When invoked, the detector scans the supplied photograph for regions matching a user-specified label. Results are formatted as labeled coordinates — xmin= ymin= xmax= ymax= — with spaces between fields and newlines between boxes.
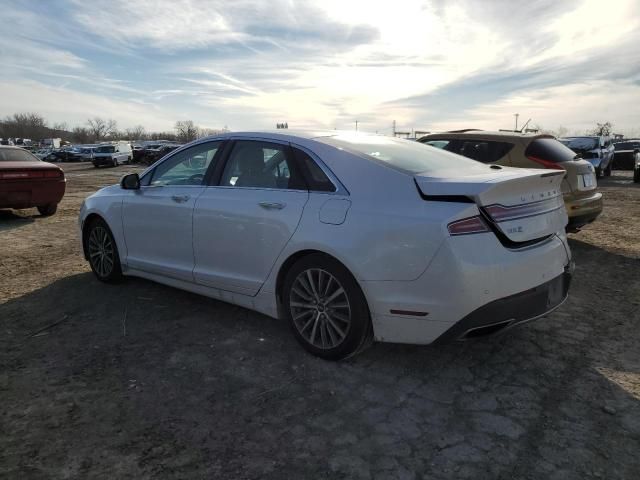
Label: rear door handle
xmin=171 ymin=194 xmax=190 ymax=203
xmin=259 ymin=201 xmax=285 ymax=210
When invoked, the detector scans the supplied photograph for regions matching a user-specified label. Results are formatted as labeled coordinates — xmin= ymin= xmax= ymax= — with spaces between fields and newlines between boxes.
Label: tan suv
xmin=418 ymin=131 xmax=603 ymax=231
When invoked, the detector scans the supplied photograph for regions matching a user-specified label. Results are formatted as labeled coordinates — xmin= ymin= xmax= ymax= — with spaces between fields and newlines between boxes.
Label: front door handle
xmin=259 ymin=201 xmax=285 ymax=210
xmin=171 ymin=194 xmax=190 ymax=203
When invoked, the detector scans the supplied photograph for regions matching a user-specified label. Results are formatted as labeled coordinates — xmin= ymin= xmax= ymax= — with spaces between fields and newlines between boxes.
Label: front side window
xmin=150 ymin=141 xmax=221 ymax=186
xmin=221 ymin=141 xmax=306 ymax=189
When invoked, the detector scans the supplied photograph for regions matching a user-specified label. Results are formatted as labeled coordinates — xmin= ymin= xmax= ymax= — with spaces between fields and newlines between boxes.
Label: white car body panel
xmin=193 ymin=187 xmax=309 ymax=295
xmin=122 ymin=185 xmax=204 ymax=282
xmin=79 ymin=131 xmax=572 ymax=348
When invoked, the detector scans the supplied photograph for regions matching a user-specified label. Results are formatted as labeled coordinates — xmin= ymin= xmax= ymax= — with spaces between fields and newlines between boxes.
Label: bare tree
xmin=591 ymin=122 xmax=613 ymax=136
xmin=124 ymin=125 xmax=146 ymax=141
xmin=87 ymin=117 xmax=117 ymax=141
xmin=2 ymin=112 xmax=48 ymax=140
xmin=175 ymin=120 xmax=199 ymax=143
xmin=72 ymin=127 xmax=92 ymax=144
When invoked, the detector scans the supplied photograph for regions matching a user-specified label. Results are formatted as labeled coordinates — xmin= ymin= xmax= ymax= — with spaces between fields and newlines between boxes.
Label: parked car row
xmin=133 ymin=142 xmax=183 ymax=164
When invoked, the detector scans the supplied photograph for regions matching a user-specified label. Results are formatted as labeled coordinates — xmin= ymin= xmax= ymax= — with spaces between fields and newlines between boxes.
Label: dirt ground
xmin=1 ymin=163 xmax=639 ymax=479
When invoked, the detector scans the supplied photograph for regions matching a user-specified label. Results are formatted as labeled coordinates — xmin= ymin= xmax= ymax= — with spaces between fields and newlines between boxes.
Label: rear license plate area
xmin=581 ymin=173 xmax=596 ymax=188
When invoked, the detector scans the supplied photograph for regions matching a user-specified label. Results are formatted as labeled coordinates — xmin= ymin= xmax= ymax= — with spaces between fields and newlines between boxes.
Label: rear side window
xmin=526 ymin=138 xmax=577 ymax=163
xmin=456 ymin=140 xmax=513 ymax=163
xmin=292 ymin=147 xmax=335 ymax=192
xmin=423 ymin=140 xmax=451 ymax=150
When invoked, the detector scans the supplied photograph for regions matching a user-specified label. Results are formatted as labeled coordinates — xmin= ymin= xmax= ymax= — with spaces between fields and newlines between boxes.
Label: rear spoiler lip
xmin=414 ymin=179 xmax=474 ymax=203
xmin=540 ymin=170 xmax=565 ymax=177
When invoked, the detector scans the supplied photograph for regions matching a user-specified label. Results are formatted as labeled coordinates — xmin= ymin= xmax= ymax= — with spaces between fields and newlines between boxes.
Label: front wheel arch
xmin=82 ymin=213 xmax=108 ymax=260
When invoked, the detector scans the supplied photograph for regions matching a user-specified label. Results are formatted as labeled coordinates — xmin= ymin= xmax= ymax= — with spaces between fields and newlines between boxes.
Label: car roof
xmin=199 ymin=129 xmax=354 ymax=143
xmin=419 ymin=131 xmax=554 ymax=141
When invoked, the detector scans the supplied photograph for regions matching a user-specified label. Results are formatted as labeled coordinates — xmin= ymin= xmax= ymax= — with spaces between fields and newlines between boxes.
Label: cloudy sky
xmin=1 ymin=0 xmax=639 ymax=135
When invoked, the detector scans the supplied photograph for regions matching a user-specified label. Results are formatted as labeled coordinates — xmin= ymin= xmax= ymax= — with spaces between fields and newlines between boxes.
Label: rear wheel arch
xmin=275 ymin=250 xmax=368 ymax=313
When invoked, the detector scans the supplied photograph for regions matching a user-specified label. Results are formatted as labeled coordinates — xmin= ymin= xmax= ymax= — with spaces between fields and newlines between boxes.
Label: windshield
xmin=96 ymin=145 xmax=115 ymax=153
xmin=317 ymin=134 xmax=487 ymax=174
xmin=0 ymin=148 xmax=39 ymax=162
xmin=561 ymin=137 xmax=599 ymax=150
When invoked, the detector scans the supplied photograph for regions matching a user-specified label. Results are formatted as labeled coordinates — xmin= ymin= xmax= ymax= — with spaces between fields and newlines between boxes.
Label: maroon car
xmin=0 ymin=146 xmax=66 ymax=216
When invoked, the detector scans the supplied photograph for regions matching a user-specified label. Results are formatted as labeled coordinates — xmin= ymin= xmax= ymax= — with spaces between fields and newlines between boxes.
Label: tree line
xmin=0 ymin=112 xmax=228 ymax=145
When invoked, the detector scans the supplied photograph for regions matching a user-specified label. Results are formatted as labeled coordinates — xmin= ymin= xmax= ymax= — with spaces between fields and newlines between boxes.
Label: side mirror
xmin=121 ymin=173 xmax=140 ymax=190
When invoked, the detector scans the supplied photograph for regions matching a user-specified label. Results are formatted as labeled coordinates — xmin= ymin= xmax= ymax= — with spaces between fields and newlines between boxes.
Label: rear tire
xmin=283 ymin=254 xmax=372 ymax=360
xmin=634 ymin=168 xmax=640 ymax=183
xmin=113 ymin=158 xmax=118 ymax=167
xmin=595 ymin=167 xmax=602 ymax=179
xmin=605 ymin=162 xmax=612 ymax=177
xmin=37 ymin=203 xmax=57 ymax=216
xmin=85 ymin=218 xmax=123 ymax=283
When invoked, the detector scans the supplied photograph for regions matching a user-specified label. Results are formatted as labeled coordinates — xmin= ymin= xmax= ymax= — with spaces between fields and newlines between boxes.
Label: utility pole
xmin=355 ymin=120 xmax=358 ymax=131
xmin=393 ymin=120 xmax=396 ymax=137
xmin=514 ymin=113 xmax=519 ymax=131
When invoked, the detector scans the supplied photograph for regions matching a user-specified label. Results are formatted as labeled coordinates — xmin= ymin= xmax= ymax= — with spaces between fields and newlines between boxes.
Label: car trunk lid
xmin=415 ymin=167 xmax=567 ymax=243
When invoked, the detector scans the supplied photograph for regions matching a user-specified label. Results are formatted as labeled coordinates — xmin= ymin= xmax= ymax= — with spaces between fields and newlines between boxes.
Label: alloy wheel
xmin=289 ymin=268 xmax=351 ymax=350
xmin=88 ymin=226 xmax=115 ymax=278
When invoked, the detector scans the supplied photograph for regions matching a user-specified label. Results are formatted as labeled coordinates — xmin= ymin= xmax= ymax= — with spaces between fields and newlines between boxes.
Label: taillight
xmin=0 ymin=169 xmax=63 ymax=179
xmin=527 ymin=155 xmax=565 ymax=170
xmin=44 ymin=169 xmax=63 ymax=178
xmin=447 ymin=216 xmax=489 ymax=236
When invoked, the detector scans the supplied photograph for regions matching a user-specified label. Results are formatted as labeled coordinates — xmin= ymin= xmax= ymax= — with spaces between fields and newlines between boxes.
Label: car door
xmin=193 ymin=139 xmax=309 ymax=296
xmin=122 ymin=141 xmax=223 ymax=282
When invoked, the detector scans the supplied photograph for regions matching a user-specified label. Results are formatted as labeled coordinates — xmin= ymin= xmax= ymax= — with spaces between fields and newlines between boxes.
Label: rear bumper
xmin=363 ymin=232 xmax=571 ymax=345
xmin=565 ymin=191 xmax=603 ymax=229
xmin=433 ymin=268 xmax=572 ymax=343
xmin=0 ymin=179 xmax=66 ymax=209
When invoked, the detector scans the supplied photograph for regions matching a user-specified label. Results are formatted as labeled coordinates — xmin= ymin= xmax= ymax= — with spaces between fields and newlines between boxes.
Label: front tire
xmin=283 ymin=254 xmax=372 ymax=360
xmin=113 ymin=158 xmax=118 ymax=167
xmin=595 ymin=166 xmax=602 ymax=179
xmin=85 ymin=218 xmax=123 ymax=283
xmin=37 ymin=203 xmax=57 ymax=216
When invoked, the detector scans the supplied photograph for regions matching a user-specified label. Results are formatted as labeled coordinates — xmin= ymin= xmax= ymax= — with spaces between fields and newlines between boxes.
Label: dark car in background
xmin=44 ymin=149 xmax=82 ymax=163
xmin=143 ymin=144 xmax=181 ymax=164
xmin=0 ymin=146 xmax=66 ymax=216
xmin=613 ymin=139 xmax=640 ymax=172
xmin=559 ymin=136 xmax=615 ymax=178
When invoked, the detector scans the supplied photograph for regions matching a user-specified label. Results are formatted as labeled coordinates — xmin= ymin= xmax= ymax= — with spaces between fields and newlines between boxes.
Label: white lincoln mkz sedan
xmin=80 ymin=131 xmax=573 ymax=360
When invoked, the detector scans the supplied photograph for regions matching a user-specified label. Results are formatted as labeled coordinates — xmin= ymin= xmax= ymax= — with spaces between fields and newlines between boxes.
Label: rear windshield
xmin=317 ymin=134 xmax=487 ymax=174
xmin=560 ymin=137 xmax=599 ymax=151
xmin=0 ymin=148 xmax=38 ymax=162
xmin=525 ymin=138 xmax=577 ymax=163
xmin=96 ymin=145 xmax=115 ymax=153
